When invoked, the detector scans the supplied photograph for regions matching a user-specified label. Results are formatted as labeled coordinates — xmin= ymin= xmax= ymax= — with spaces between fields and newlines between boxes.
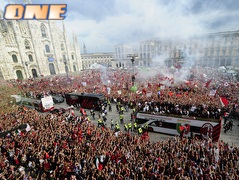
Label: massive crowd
xmin=0 ymin=67 xmax=238 ymax=179
xmin=0 ymin=107 xmax=239 ymax=179
xmin=11 ymin=67 xmax=239 ymax=119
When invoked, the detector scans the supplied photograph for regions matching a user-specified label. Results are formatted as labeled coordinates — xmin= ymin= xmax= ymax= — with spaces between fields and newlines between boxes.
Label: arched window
xmin=28 ymin=54 xmax=33 ymax=62
xmin=65 ymin=65 xmax=68 ymax=73
xmin=25 ymin=40 xmax=30 ymax=49
xmin=12 ymin=54 xmax=18 ymax=63
xmin=61 ymin=44 xmax=64 ymax=51
xmin=73 ymin=65 xmax=77 ymax=72
xmin=226 ymin=58 xmax=232 ymax=66
xmin=214 ymin=59 xmax=219 ymax=67
xmin=31 ymin=69 xmax=38 ymax=78
xmin=71 ymin=54 xmax=74 ymax=60
xmin=41 ymin=24 xmax=47 ymax=37
xmin=63 ymin=54 xmax=66 ymax=61
xmin=220 ymin=59 xmax=226 ymax=66
xmin=16 ymin=70 xmax=23 ymax=80
xmin=49 ymin=63 xmax=56 ymax=75
xmin=45 ymin=45 xmax=50 ymax=53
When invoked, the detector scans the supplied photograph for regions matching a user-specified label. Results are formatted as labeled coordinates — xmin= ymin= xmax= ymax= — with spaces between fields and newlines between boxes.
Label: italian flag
xmin=15 ymin=129 xmax=22 ymax=136
xmin=95 ymin=157 xmax=103 ymax=170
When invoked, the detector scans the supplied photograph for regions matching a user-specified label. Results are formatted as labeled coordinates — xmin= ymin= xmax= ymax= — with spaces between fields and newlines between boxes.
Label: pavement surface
xmin=54 ymin=102 xmax=239 ymax=146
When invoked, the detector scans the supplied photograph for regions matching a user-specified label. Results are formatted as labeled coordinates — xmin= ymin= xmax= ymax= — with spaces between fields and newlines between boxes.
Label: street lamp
xmin=127 ymin=54 xmax=138 ymax=86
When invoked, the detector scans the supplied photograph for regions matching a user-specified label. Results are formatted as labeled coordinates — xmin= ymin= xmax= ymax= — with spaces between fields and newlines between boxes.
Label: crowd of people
xmin=10 ymin=67 xmax=239 ymax=120
xmin=0 ymin=106 xmax=239 ymax=179
xmin=0 ymin=66 xmax=238 ymax=179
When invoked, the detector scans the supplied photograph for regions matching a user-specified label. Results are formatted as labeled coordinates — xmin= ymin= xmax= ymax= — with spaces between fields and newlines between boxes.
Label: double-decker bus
xmin=65 ymin=92 xmax=105 ymax=111
xmin=136 ymin=112 xmax=222 ymax=142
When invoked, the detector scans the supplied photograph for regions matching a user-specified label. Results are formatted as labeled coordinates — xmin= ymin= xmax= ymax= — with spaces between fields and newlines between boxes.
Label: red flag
xmin=220 ymin=97 xmax=229 ymax=107
xmin=204 ymin=79 xmax=212 ymax=88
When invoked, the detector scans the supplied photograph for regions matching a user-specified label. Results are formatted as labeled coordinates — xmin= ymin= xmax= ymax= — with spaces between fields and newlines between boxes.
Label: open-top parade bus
xmin=136 ymin=112 xmax=222 ymax=142
xmin=65 ymin=92 xmax=106 ymax=111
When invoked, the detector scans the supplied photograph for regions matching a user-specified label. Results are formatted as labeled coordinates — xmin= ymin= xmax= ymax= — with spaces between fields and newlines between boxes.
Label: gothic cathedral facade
xmin=0 ymin=12 xmax=82 ymax=80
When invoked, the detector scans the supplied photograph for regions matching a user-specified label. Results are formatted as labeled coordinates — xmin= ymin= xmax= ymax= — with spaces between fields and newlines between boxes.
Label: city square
xmin=0 ymin=0 xmax=239 ymax=179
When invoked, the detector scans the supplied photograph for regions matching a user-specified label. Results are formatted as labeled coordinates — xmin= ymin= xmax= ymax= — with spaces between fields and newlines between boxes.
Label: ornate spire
xmin=72 ymin=31 xmax=75 ymax=43
xmin=83 ymin=43 xmax=87 ymax=54
xmin=74 ymin=33 xmax=78 ymax=44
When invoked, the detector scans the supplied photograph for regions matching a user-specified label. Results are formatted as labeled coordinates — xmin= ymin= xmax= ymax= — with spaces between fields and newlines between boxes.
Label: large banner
xmin=41 ymin=96 xmax=54 ymax=110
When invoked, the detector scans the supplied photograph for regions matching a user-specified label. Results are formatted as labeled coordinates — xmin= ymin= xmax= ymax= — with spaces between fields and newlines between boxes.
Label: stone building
xmin=113 ymin=44 xmax=136 ymax=68
xmin=114 ymin=31 xmax=239 ymax=72
xmin=0 ymin=11 xmax=82 ymax=80
xmin=81 ymin=52 xmax=113 ymax=69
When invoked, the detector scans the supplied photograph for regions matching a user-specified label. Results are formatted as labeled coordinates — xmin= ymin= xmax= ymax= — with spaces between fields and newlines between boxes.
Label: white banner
xmin=82 ymin=82 xmax=87 ymax=86
xmin=41 ymin=96 xmax=54 ymax=110
xmin=209 ymin=90 xmax=217 ymax=96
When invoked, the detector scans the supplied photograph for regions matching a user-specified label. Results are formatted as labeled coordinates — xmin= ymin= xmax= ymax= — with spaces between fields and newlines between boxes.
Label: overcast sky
xmin=1 ymin=0 xmax=239 ymax=53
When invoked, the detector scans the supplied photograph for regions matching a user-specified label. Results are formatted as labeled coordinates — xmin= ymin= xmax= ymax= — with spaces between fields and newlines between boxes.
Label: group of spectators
xmin=10 ymin=67 xmax=239 ymax=120
xmin=0 ymin=66 xmax=238 ymax=179
xmin=0 ymin=107 xmax=239 ymax=179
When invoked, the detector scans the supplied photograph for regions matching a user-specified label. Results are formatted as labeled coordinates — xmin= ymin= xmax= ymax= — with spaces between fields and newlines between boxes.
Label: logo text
xmin=4 ymin=4 xmax=67 ymax=20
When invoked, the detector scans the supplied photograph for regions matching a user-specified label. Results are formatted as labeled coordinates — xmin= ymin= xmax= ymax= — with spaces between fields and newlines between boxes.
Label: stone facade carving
xmin=0 ymin=13 xmax=82 ymax=80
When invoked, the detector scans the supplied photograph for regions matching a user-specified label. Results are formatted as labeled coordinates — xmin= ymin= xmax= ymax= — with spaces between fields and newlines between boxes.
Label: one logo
xmin=201 ymin=123 xmax=213 ymax=139
xmin=4 ymin=4 xmax=67 ymax=20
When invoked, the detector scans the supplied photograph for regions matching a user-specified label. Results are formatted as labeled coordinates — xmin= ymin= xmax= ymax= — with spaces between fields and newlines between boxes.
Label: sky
xmin=1 ymin=0 xmax=239 ymax=53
